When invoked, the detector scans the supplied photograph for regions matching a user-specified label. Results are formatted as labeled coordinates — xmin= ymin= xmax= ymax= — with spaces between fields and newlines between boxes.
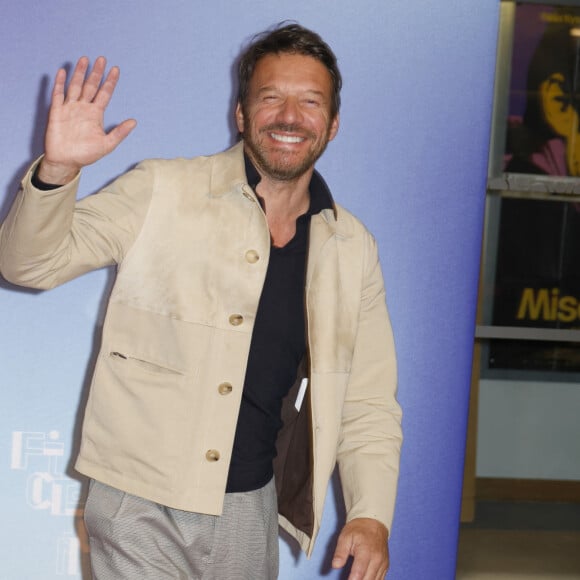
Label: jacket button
xmin=229 ymin=314 xmax=244 ymax=326
xmin=218 ymin=382 xmax=233 ymax=395
xmin=205 ymin=449 xmax=220 ymax=462
xmin=245 ymin=250 xmax=259 ymax=264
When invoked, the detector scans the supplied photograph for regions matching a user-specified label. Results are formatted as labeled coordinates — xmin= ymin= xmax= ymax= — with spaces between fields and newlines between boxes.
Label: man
xmin=0 ymin=23 xmax=401 ymax=580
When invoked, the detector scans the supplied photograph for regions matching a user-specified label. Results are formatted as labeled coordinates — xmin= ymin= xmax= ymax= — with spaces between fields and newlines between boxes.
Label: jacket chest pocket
xmin=109 ymin=351 xmax=185 ymax=376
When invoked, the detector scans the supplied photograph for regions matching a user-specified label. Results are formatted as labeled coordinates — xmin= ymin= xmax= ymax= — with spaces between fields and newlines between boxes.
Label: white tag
xmin=295 ymin=378 xmax=309 ymax=411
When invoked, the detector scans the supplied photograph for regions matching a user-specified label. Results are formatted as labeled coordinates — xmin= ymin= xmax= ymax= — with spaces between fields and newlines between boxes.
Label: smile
xmin=270 ymin=133 xmax=305 ymax=144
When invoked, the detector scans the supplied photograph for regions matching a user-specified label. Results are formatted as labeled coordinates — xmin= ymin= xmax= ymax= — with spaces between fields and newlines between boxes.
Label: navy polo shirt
xmin=225 ymin=154 xmax=333 ymax=493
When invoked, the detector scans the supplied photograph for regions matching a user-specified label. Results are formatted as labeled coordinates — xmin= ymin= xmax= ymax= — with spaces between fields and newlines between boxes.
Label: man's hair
xmin=237 ymin=22 xmax=342 ymax=118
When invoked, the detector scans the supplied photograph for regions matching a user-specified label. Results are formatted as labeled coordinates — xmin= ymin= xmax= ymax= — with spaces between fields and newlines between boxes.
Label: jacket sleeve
xmin=0 ymin=158 xmax=154 ymax=289
xmin=336 ymin=231 xmax=402 ymax=533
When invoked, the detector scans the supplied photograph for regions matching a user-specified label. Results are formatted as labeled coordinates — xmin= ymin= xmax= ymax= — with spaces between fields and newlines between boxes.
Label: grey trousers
xmin=84 ymin=478 xmax=279 ymax=580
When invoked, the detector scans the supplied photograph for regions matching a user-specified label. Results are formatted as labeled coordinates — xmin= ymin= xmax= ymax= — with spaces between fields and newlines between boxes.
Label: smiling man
xmin=0 ymin=23 xmax=402 ymax=580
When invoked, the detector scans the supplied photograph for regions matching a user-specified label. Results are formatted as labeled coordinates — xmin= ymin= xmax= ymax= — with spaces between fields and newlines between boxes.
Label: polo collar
xmin=243 ymin=151 xmax=335 ymax=218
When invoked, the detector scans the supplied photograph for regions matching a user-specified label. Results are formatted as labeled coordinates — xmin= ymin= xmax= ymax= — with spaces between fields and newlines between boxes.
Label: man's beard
xmin=244 ymin=122 xmax=331 ymax=181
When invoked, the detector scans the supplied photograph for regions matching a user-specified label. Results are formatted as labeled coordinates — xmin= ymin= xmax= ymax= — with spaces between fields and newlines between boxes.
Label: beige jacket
xmin=0 ymin=142 xmax=402 ymax=555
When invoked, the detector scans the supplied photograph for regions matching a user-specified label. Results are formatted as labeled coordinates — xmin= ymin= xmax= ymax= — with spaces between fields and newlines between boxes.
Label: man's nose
xmin=276 ymin=97 xmax=302 ymax=124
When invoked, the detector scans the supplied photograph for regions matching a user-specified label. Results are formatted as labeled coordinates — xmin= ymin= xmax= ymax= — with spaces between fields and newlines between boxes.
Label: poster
xmin=490 ymin=2 xmax=580 ymax=373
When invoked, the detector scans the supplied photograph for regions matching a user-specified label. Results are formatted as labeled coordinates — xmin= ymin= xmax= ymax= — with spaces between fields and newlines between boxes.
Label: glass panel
xmin=488 ymin=1 xmax=580 ymax=195
xmin=483 ymin=1 xmax=580 ymax=380
xmin=488 ymin=197 xmax=580 ymax=372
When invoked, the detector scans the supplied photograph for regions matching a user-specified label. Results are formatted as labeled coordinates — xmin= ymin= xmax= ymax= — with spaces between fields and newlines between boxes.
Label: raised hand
xmin=38 ymin=56 xmax=137 ymax=185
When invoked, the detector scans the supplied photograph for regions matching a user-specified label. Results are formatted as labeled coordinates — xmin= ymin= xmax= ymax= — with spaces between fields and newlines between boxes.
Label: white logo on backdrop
xmin=11 ymin=431 xmax=88 ymax=576
xmin=11 ymin=430 xmax=82 ymax=516
xmin=57 ymin=533 xmax=82 ymax=576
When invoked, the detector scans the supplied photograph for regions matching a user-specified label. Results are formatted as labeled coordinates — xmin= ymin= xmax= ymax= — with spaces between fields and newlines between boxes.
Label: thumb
xmin=105 ymin=118 xmax=137 ymax=153
xmin=332 ymin=531 xmax=353 ymax=569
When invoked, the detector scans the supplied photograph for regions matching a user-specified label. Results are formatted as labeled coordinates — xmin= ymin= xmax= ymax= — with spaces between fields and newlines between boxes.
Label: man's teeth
xmin=270 ymin=133 xmax=304 ymax=143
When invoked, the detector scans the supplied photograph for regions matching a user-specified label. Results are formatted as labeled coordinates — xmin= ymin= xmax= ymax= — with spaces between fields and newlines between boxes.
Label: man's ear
xmin=328 ymin=114 xmax=340 ymax=142
xmin=235 ymin=102 xmax=245 ymax=134
xmin=541 ymin=73 xmax=578 ymax=138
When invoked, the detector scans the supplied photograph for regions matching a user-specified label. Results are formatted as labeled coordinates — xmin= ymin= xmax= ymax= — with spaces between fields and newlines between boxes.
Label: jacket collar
xmin=208 ymin=141 xmax=351 ymax=237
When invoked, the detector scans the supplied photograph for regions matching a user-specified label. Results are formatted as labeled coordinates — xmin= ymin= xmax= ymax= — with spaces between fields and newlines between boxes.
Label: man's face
xmin=236 ymin=53 xmax=339 ymax=182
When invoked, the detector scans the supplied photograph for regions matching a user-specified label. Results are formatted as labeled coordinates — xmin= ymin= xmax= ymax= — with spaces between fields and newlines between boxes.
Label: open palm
xmin=39 ymin=56 xmax=136 ymax=184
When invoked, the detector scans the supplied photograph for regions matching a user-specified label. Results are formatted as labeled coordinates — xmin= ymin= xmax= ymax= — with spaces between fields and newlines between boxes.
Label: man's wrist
xmin=31 ymin=165 xmax=65 ymax=190
xmin=36 ymin=159 xmax=79 ymax=187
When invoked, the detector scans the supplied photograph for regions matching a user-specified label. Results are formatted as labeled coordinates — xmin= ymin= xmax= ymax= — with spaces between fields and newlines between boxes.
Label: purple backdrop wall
xmin=0 ymin=1 xmax=499 ymax=578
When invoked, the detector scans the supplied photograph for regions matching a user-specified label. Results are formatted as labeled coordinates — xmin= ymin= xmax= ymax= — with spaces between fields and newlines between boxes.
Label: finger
xmin=349 ymin=555 xmax=387 ymax=580
xmin=93 ymin=65 xmax=121 ymax=109
xmin=367 ymin=555 xmax=388 ymax=580
xmin=80 ymin=56 xmax=107 ymax=102
xmin=346 ymin=549 xmax=371 ymax=580
xmin=65 ymin=57 xmax=90 ymax=102
xmin=347 ymin=542 xmax=387 ymax=580
xmin=50 ymin=68 xmax=68 ymax=107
